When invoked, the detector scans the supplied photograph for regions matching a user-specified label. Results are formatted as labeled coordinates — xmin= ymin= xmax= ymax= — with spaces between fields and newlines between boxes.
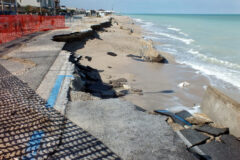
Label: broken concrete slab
xmin=155 ymin=110 xmax=192 ymax=126
xmin=220 ymin=135 xmax=240 ymax=148
xmin=195 ymin=125 xmax=229 ymax=136
xmin=192 ymin=140 xmax=240 ymax=160
xmin=67 ymin=99 xmax=197 ymax=160
xmin=176 ymin=110 xmax=192 ymax=119
xmin=180 ymin=129 xmax=210 ymax=148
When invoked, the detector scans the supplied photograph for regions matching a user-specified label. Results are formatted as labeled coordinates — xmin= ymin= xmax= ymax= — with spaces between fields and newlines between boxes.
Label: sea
xmin=127 ymin=14 xmax=240 ymax=98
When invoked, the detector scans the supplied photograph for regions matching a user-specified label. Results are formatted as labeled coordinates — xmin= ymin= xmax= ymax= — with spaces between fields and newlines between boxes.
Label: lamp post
xmin=14 ymin=0 xmax=17 ymax=14
xmin=1 ymin=0 xmax=4 ymax=13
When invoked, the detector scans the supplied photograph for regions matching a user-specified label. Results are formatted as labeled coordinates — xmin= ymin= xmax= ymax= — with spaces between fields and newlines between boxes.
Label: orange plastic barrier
xmin=0 ymin=15 xmax=66 ymax=44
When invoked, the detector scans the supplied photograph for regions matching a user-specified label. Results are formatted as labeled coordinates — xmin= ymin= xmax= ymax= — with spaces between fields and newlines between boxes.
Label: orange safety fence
xmin=0 ymin=15 xmax=66 ymax=44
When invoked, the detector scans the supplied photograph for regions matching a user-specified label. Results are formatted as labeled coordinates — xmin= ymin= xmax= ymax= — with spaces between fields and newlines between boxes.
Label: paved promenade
xmin=0 ymin=64 xmax=120 ymax=159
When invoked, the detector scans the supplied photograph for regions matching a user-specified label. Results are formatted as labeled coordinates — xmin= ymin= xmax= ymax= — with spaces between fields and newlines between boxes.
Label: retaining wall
xmin=201 ymin=86 xmax=240 ymax=137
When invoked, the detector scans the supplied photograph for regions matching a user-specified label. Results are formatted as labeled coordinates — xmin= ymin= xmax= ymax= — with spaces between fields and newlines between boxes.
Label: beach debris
xmin=107 ymin=66 xmax=112 ymax=69
xmin=126 ymin=54 xmax=142 ymax=59
xmin=131 ymin=88 xmax=143 ymax=95
xmin=120 ymin=26 xmax=123 ymax=29
xmin=155 ymin=110 xmax=192 ymax=126
xmin=107 ymin=52 xmax=117 ymax=57
xmin=179 ymin=129 xmax=210 ymax=148
xmin=85 ymin=56 xmax=92 ymax=62
xmin=178 ymin=81 xmax=190 ymax=88
xmin=195 ymin=125 xmax=229 ymax=136
xmin=109 ymin=78 xmax=128 ymax=88
xmin=186 ymin=113 xmax=213 ymax=125
xmin=123 ymin=84 xmax=131 ymax=90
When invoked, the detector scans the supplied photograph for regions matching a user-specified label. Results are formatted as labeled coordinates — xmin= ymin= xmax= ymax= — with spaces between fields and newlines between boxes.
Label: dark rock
xmin=108 ymin=66 xmax=112 ymax=69
xmin=85 ymin=56 xmax=92 ymax=62
xmin=71 ymin=75 xmax=85 ymax=91
xmin=100 ymin=90 xmax=116 ymax=98
xmin=86 ymin=71 xmax=101 ymax=81
xmin=145 ymin=54 xmax=168 ymax=63
xmin=195 ymin=125 xmax=229 ymax=136
xmin=180 ymin=129 xmax=210 ymax=148
xmin=175 ymin=110 xmax=192 ymax=119
xmin=86 ymin=82 xmax=112 ymax=94
xmin=107 ymin=52 xmax=117 ymax=57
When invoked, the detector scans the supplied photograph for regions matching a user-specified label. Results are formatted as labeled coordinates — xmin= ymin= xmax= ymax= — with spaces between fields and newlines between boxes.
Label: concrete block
xmin=195 ymin=125 xmax=229 ymax=136
xmin=193 ymin=140 xmax=240 ymax=160
xmin=180 ymin=129 xmax=209 ymax=148
xmin=201 ymin=86 xmax=240 ymax=137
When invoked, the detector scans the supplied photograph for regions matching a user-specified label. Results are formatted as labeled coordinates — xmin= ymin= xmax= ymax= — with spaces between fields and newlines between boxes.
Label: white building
xmin=17 ymin=0 xmax=55 ymax=8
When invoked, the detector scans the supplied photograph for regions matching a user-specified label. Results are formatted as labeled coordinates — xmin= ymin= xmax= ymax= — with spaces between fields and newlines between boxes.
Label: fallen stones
xmin=109 ymin=78 xmax=127 ymax=88
xmin=107 ymin=52 xmax=117 ymax=57
xmin=186 ymin=113 xmax=213 ymax=125
xmin=180 ymin=129 xmax=210 ymax=148
xmin=130 ymin=88 xmax=143 ymax=95
xmin=195 ymin=125 xmax=229 ymax=136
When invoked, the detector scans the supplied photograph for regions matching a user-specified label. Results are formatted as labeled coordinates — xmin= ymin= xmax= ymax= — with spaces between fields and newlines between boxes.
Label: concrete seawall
xmin=201 ymin=86 xmax=240 ymax=137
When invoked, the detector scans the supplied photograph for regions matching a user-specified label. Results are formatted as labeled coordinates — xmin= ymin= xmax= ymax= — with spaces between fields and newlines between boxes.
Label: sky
xmin=61 ymin=0 xmax=240 ymax=14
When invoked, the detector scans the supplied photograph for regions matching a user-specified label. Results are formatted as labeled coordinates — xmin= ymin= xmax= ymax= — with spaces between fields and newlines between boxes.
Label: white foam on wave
xmin=181 ymin=59 xmax=240 ymax=89
xmin=154 ymin=32 xmax=194 ymax=45
xmin=188 ymin=49 xmax=240 ymax=70
xmin=168 ymin=27 xmax=181 ymax=32
xmin=134 ymin=18 xmax=143 ymax=23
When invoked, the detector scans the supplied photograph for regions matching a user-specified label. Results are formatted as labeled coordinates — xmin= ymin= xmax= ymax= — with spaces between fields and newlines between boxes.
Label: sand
xmin=72 ymin=15 xmax=210 ymax=112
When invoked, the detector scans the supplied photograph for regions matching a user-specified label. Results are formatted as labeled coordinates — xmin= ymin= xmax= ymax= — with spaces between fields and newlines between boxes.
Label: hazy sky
xmin=61 ymin=0 xmax=240 ymax=14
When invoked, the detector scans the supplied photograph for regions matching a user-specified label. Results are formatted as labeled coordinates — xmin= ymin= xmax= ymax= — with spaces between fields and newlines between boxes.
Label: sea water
xmin=128 ymin=14 xmax=240 ymax=95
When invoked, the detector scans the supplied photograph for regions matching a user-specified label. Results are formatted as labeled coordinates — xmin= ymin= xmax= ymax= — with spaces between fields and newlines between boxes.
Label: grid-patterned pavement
xmin=0 ymin=64 xmax=120 ymax=159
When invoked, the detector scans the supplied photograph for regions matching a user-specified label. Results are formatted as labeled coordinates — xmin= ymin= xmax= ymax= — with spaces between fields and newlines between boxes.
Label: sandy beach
xmin=67 ymin=15 xmax=211 ymax=113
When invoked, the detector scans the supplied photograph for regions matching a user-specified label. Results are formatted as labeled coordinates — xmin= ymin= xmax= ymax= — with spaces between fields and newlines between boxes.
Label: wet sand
xmin=76 ymin=15 xmax=210 ymax=112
